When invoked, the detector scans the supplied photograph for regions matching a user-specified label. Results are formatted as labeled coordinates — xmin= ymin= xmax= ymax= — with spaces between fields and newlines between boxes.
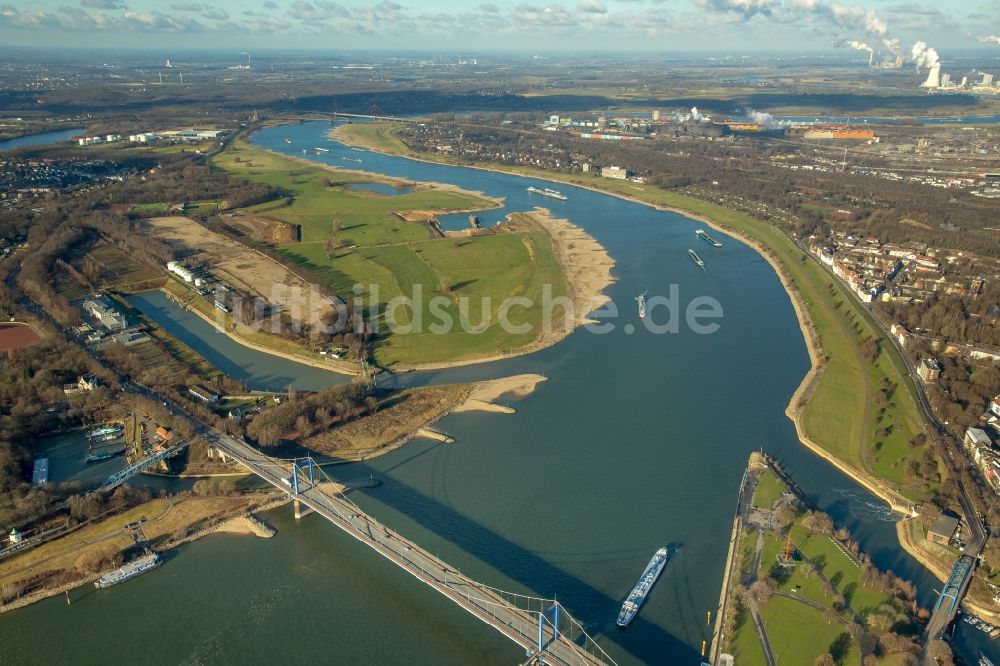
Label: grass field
xmin=335 ymin=123 xmax=933 ymax=497
xmin=0 ymin=496 xmax=257 ymax=602
xmin=729 ymin=464 xmax=915 ymax=664
xmin=752 ymin=469 xmax=785 ymax=510
xmin=211 ymin=141 xmax=570 ymax=367
xmin=761 ymin=596 xmax=858 ymax=664
xmin=214 ymin=141 xmax=488 ymax=243
xmin=131 ymin=202 xmax=169 ymax=213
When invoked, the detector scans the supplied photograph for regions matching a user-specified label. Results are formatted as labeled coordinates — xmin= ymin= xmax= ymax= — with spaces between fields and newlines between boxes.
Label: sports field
xmin=0 ymin=323 xmax=41 ymax=352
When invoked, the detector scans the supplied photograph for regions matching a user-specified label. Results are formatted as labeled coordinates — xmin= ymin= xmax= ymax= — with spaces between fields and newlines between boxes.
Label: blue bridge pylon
xmin=290 ymin=457 xmax=316 ymax=496
xmin=535 ymin=601 xmax=561 ymax=656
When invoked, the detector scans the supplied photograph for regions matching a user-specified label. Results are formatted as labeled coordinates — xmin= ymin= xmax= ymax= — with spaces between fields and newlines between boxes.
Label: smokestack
xmin=869 ymin=51 xmax=874 ymax=67
xmin=921 ymin=64 xmax=941 ymax=88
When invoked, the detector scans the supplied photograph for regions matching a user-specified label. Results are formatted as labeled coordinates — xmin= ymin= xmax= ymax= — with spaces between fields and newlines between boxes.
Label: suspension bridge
xmin=208 ymin=432 xmax=618 ymax=666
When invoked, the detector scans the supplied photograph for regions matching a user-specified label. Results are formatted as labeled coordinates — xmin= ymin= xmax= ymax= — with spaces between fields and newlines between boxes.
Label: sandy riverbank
xmin=390 ymin=209 xmax=615 ymax=373
xmin=213 ymin=514 xmax=277 ymax=537
xmin=306 ymin=374 xmax=545 ymax=463
xmin=453 ymin=373 xmax=548 ymax=414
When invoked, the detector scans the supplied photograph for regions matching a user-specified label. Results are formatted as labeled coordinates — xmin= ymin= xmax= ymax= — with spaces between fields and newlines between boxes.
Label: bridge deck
xmin=212 ymin=434 xmax=613 ymax=666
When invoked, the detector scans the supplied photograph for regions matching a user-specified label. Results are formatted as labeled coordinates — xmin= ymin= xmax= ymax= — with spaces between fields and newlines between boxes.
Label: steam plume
xmin=911 ymin=41 xmax=941 ymax=88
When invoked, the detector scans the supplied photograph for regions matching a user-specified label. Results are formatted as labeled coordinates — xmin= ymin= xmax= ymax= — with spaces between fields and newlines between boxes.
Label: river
xmin=0 ymin=127 xmax=83 ymax=151
xmin=1 ymin=120 xmax=992 ymax=665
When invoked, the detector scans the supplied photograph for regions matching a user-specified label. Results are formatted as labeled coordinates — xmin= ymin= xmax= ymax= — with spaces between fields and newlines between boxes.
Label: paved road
xmin=748 ymin=597 xmax=777 ymax=666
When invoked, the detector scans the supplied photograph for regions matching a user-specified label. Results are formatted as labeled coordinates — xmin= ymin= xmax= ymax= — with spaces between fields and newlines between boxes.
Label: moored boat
xmin=636 ymin=292 xmax=647 ymax=319
xmin=87 ymin=424 xmax=122 ymax=438
xmin=95 ymin=553 xmax=162 ymax=589
xmin=695 ymin=229 xmax=722 ymax=247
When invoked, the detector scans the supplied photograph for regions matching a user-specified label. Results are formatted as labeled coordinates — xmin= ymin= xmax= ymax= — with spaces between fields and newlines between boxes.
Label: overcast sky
xmin=0 ymin=0 xmax=997 ymax=53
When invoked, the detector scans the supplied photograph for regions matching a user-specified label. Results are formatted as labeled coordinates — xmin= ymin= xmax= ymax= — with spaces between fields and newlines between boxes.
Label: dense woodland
xmin=0 ymin=148 xmax=292 ymax=530
xmin=876 ymin=287 xmax=1000 ymax=349
xmin=246 ymin=383 xmax=373 ymax=447
xmin=0 ymin=336 xmax=117 ymax=527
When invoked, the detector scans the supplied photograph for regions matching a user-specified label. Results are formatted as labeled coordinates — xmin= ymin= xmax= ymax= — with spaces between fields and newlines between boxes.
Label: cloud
xmin=0 ymin=4 xmax=211 ymax=31
xmin=201 ymin=7 xmax=229 ymax=19
xmin=577 ymin=0 xmax=607 ymax=14
xmin=80 ymin=0 xmax=127 ymax=8
xmin=695 ymin=0 xmax=776 ymax=20
xmin=0 ymin=0 xmax=975 ymax=51
xmin=978 ymin=35 xmax=1000 ymax=45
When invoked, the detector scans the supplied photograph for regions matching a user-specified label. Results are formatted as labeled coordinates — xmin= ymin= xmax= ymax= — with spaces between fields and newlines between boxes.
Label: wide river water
xmin=0 ymin=127 xmax=83 ymax=151
xmin=2 ymin=121 xmax=994 ymax=665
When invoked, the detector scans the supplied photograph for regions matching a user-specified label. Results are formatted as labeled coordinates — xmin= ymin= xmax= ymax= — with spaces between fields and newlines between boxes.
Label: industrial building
xmin=927 ymin=513 xmax=960 ymax=546
xmin=601 ymin=166 xmax=630 ymax=180
xmin=188 ymin=384 xmax=221 ymax=403
xmin=786 ymin=126 xmax=876 ymax=141
xmin=83 ymin=294 xmax=127 ymax=331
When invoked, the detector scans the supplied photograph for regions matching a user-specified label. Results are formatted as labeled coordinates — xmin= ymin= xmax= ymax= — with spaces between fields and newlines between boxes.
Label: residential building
xmin=63 ymin=375 xmax=99 ymax=395
xmin=917 ymin=358 xmax=941 ymax=383
xmin=889 ymin=323 xmax=909 ymax=348
xmin=990 ymin=396 xmax=1000 ymax=418
xmin=964 ymin=427 xmax=992 ymax=451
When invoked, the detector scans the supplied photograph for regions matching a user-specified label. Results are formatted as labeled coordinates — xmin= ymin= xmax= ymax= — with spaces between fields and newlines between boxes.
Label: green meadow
xmin=212 ymin=141 xmax=566 ymax=367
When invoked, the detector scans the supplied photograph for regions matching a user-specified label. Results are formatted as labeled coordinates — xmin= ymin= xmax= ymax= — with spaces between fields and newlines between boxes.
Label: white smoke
xmin=911 ymin=41 xmax=940 ymax=70
xmin=677 ymin=107 xmax=711 ymax=123
xmin=790 ymin=1 xmax=889 ymax=38
xmin=746 ymin=108 xmax=776 ymax=126
xmin=881 ymin=38 xmax=900 ymax=54
xmin=911 ymin=41 xmax=942 ymax=88
xmin=978 ymin=35 xmax=1000 ymax=45
xmin=846 ymin=40 xmax=873 ymax=53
